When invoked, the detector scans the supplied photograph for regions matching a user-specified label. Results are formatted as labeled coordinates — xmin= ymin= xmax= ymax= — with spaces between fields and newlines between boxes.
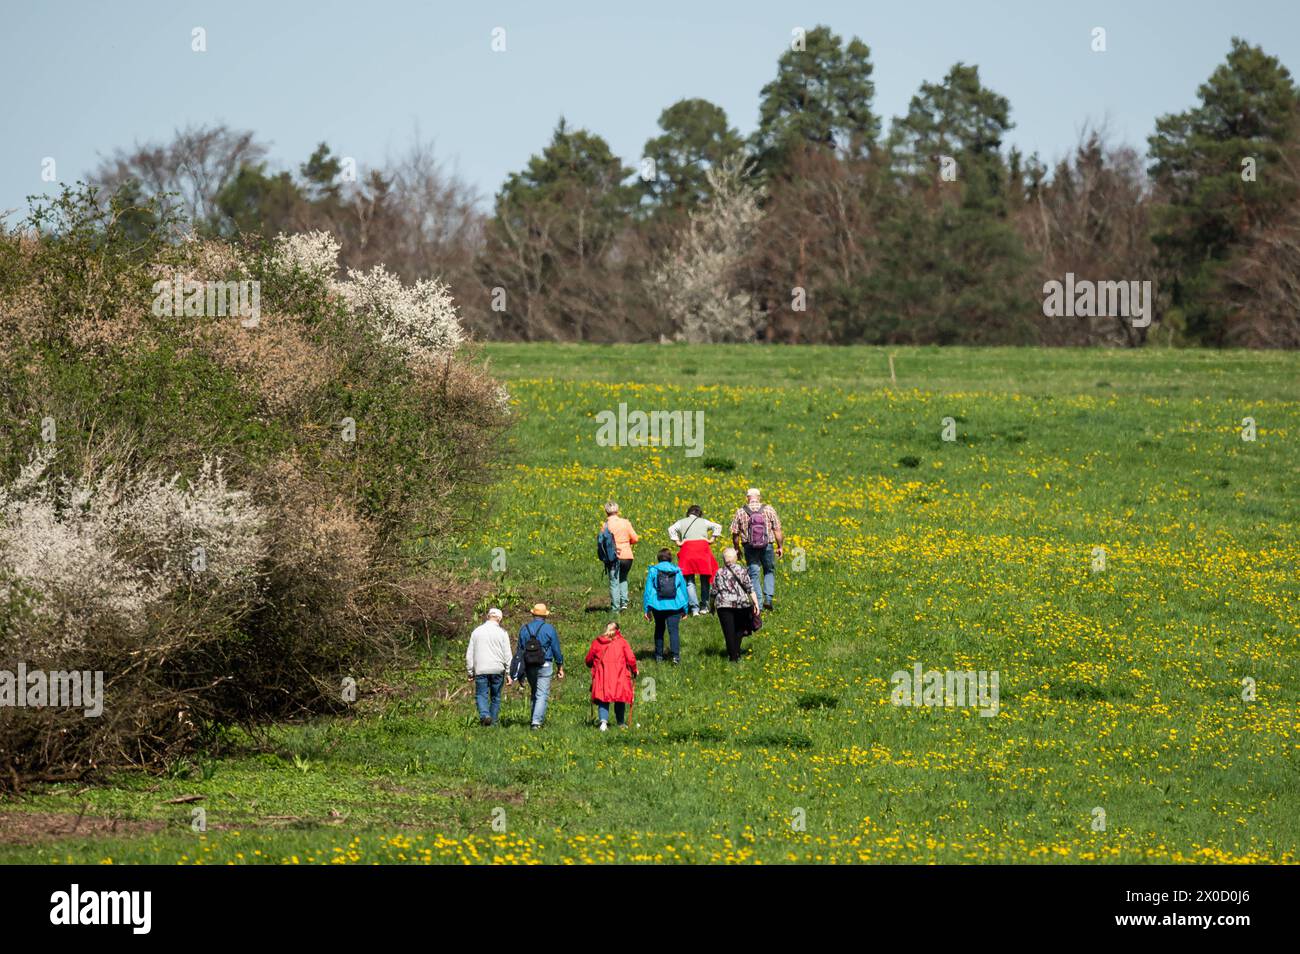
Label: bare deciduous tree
xmin=749 ymin=146 xmax=887 ymax=343
xmin=1215 ymin=135 xmax=1300 ymax=347
xmin=1019 ymin=125 xmax=1157 ymax=346
xmin=91 ymin=123 xmax=267 ymax=227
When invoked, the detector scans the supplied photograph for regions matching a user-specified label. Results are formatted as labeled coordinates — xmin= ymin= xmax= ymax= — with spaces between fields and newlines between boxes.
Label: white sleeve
xmin=466 ymin=633 xmax=475 ymax=675
xmin=667 ymin=520 xmax=682 ymax=543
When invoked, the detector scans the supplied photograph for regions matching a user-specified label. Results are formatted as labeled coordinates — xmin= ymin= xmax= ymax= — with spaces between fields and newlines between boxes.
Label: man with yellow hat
xmin=516 ymin=603 xmax=565 ymax=729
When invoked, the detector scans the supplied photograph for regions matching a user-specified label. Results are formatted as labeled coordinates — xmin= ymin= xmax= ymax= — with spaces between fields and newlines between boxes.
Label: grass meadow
xmin=2 ymin=344 xmax=1297 ymax=864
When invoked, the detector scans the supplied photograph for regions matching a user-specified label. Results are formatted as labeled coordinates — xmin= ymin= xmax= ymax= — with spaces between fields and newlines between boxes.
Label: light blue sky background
xmin=2 ymin=1 xmax=1298 ymax=220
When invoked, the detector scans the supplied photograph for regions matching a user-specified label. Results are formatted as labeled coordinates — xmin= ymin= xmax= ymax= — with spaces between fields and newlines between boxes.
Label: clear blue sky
xmin=2 ymin=0 xmax=1298 ymax=219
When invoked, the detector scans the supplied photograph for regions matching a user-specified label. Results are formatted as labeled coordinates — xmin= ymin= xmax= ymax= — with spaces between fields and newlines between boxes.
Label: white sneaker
xmin=599 ymin=720 xmax=608 ymax=732
xmin=691 ymin=608 xmax=701 ymax=617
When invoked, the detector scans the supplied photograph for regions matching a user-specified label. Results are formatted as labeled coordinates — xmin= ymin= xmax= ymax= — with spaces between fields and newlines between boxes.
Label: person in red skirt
xmin=667 ymin=504 xmax=722 ymax=616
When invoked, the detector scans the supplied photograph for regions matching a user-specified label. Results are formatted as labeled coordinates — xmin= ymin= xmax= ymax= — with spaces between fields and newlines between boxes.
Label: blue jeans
xmin=474 ymin=673 xmax=504 ymax=723
xmin=652 ymin=609 xmax=682 ymax=659
xmin=744 ymin=543 xmax=776 ymax=603
xmin=597 ymin=701 xmax=627 ymax=724
xmin=526 ymin=661 xmax=554 ymax=726
xmin=684 ymin=575 xmax=711 ymax=612
xmin=608 ymin=559 xmax=632 ymax=610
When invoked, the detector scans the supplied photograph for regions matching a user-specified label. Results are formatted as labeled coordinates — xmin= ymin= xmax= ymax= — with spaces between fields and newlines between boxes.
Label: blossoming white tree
xmin=647 ymin=157 xmax=764 ymax=343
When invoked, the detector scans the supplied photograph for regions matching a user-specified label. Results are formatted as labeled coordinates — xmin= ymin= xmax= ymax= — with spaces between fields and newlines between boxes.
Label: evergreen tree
xmin=1148 ymin=37 xmax=1299 ymax=345
xmin=641 ymin=98 xmax=744 ymax=216
xmin=891 ymin=62 xmax=1014 ymax=210
xmin=752 ymin=25 xmax=878 ymax=171
xmin=300 ymin=143 xmax=345 ymax=204
xmin=214 ymin=164 xmax=305 ymax=237
xmin=863 ymin=63 xmax=1035 ymax=343
xmin=482 ymin=119 xmax=638 ymax=339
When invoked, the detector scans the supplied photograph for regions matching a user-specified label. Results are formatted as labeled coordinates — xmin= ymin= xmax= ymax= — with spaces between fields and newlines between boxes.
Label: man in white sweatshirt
xmin=467 ymin=608 xmax=513 ymax=726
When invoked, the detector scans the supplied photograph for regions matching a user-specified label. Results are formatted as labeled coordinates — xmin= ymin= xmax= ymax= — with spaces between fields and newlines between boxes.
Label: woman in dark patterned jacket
xmin=712 ymin=547 xmax=760 ymax=663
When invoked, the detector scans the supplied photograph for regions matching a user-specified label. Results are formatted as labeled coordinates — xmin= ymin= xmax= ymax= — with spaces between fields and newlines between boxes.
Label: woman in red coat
xmin=585 ymin=622 xmax=638 ymax=731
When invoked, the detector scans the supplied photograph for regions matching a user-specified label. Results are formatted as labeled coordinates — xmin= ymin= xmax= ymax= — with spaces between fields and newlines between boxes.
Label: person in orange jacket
xmin=601 ymin=502 xmax=639 ymax=612
xmin=584 ymin=621 xmax=638 ymax=731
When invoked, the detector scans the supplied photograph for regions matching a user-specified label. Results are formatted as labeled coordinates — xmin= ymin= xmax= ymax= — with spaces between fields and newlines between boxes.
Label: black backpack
xmin=522 ymin=621 xmax=547 ymax=666
xmin=654 ymin=567 xmax=677 ymax=601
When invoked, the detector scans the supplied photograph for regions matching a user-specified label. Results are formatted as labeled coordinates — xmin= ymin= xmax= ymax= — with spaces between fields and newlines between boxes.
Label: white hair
xmin=746 ymin=488 xmax=761 ymax=500
xmin=722 ymin=547 xmax=739 ymax=563
xmin=487 ymin=607 xmax=503 ymax=620
xmin=605 ymin=501 xmax=619 ymax=515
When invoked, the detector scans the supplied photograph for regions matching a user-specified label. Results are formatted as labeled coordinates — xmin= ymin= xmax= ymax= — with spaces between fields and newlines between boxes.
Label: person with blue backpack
xmin=598 ymin=502 xmax=639 ymax=613
xmin=516 ymin=603 xmax=565 ymax=729
xmin=643 ymin=547 xmax=689 ymax=664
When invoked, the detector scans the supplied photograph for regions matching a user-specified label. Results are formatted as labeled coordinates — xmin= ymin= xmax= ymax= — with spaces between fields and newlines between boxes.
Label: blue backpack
xmin=596 ymin=525 xmax=618 ymax=565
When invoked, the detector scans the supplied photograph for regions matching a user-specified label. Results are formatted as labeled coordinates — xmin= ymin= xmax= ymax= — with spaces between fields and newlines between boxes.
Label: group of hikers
xmin=465 ymin=488 xmax=785 ymax=730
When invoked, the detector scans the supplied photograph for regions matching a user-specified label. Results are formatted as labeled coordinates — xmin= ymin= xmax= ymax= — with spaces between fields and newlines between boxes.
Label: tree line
xmin=89 ymin=28 xmax=1300 ymax=348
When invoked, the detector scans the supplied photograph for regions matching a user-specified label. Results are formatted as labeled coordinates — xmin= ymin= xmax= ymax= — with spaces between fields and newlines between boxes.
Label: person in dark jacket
xmin=713 ymin=547 xmax=760 ymax=663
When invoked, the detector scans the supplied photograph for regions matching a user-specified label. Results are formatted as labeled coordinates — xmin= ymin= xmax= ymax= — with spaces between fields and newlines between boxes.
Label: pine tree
xmin=640 ymin=98 xmax=744 ymax=217
xmin=863 ymin=63 xmax=1036 ymax=343
xmin=1148 ymin=38 xmax=1299 ymax=345
xmin=752 ymin=25 xmax=879 ymax=172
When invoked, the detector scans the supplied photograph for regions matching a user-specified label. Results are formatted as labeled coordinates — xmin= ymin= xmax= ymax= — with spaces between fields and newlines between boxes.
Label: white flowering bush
xmin=339 ymin=263 xmax=465 ymax=361
xmin=492 ymin=382 xmax=513 ymax=414
xmin=267 ymin=230 xmax=466 ymax=363
xmin=0 ymin=448 xmax=265 ymax=653
xmin=271 ymin=230 xmax=342 ymax=285
xmin=108 ymin=458 xmax=266 ymax=596
xmin=0 ymin=448 xmax=146 ymax=653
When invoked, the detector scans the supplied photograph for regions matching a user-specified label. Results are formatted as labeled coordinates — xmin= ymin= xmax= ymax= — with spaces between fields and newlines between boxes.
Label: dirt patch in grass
xmin=0 ymin=811 xmax=165 ymax=846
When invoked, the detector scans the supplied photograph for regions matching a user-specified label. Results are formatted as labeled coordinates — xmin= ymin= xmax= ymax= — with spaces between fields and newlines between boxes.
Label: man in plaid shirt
xmin=729 ymin=488 xmax=784 ymax=611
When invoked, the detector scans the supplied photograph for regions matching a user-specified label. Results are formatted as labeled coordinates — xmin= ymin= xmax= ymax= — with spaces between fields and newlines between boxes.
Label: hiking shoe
xmin=764 ymin=600 xmax=773 ymax=611
xmin=599 ymin=720 xmax=608 ymax=732
xmin=691 ymin=608 xmax=700 ymax=617
xmin=672 ymin=656 xmax=681 ymax=665
xmin=618 ymin=722 xmax=629 ymax=730
xmin=479 ymin=716 xmax=492 ymax=726
xmin=530 ymin=723 xmax=541 ymax=730
xmin=653 ymin=655 xmax=664 ymax=663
